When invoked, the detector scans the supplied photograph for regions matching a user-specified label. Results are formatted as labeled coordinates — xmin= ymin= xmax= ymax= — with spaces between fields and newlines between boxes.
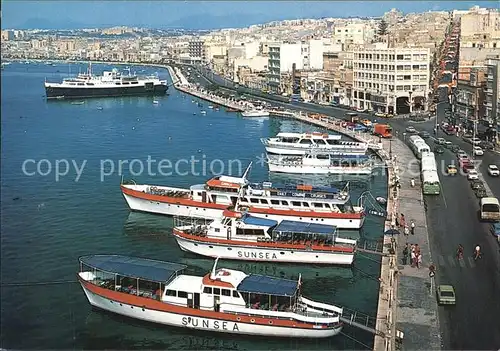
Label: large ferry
xmin=44 ymin=63 xmax=168 ymax=99
xmin=267 ymin=153 xmax=373 ymax=175
xmin=121 ymin=164 xmax=366 ymax=229
xmin=262 ymin=132 xmax=368 ymax=156
xmin=78 ymin=255 xmax=344 ymax=337
xmin=173 ymin=209 xmax=357 ymax=265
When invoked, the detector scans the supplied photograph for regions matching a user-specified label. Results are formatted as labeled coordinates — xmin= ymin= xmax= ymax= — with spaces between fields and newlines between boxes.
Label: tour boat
xmin=262 ymin=132 xmax=369 ymax=156
xmin=267 ymin=154 xmax=373 ymax=175
xmin=241 ymin=110 xmax=270 ymax=117
xmin=120 ymin=163 xmax=366 ymax=229
xmin=78 ymin=255 xmax=344 ymax=338
xmin=172 ymin=209 xmax=357 ymax=265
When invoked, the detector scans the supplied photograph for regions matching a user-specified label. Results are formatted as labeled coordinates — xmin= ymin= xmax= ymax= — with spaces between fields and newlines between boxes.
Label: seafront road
xmin=183 ymin=66 xmax=500 ymax=349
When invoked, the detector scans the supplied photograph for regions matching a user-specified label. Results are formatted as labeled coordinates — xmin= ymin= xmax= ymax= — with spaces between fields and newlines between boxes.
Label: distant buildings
xmin=484 ymin=56 xmax=500 ymax=124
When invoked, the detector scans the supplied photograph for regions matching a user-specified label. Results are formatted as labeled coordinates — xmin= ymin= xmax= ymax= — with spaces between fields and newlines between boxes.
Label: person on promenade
xmin=400 ymin=214 xmax=406 ymax=229
xmin=411 ymin=250 xmax=416 ymax=267
xmin=410 ymin=221 xmax=416 ymax=235
xmin=404 ymin=225 xmax=410 ymax=236
xmin=402 ymin=244 xmax=409 ymax=265
xmin=417 ymin=253 xmax=422 ymax=268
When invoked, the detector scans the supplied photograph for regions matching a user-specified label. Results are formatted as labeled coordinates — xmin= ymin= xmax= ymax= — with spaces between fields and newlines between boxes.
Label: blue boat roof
xmin=241 ymin=214 xmax=278 ymax=227
xmin=80 ymin=255 xmax=187 ymax=283
xmin=237 ymin=274 xmax=298 ymax=296
xmin=273 ymin=220 xmax=337 ymax=236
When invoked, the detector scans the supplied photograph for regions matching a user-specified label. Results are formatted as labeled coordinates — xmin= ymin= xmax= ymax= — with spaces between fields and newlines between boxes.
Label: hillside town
xmin=1 ymin=6 xmax=499 ymax=125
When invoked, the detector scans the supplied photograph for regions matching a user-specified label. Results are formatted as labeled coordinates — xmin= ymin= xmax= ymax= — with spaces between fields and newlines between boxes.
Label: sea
xmin=0 ymin=62 xmax=386 ymax=350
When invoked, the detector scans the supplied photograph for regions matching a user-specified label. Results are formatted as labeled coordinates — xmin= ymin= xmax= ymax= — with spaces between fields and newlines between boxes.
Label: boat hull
xmin=122 ymin=192 xmax=364 ymax=229
xmin=45 ymin=84 xmax=168 ymax=99
xmin=268 ymin=163 xmax=373 ymax=175
xmin=80 ymin=280 xmax=342 ymax=338
xmin=265 ymin=146 xmax=368 ymax=156
xmin=173 ymin=234 xmax=355 ymax=265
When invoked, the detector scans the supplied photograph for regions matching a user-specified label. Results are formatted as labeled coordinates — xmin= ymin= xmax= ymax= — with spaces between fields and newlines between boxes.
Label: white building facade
xmin=353 ymin=46 xmax=431 ymax=114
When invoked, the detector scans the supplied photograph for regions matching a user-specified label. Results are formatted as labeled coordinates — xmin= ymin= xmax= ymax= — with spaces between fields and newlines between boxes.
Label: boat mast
xmin=209 ymin=257 xmax=220 ymax=279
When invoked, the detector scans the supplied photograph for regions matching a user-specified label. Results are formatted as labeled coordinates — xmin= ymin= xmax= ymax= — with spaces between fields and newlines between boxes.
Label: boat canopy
xmin=79 ymin=255 xmax=187 ymax=283
xmin=273 ymin=220 xmax=337 ymax=236
xmin=241 ymin=214 xmax=278 ymax=227
xmin=237 ymin=274 xmax=298 ymax=296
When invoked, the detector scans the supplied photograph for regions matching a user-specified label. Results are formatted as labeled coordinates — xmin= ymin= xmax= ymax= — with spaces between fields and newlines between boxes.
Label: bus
xmin=421 ymin=152 xmax=437 ymax=172
xmin=480 ymin=197 xmax=500 ymax=221
xmin=408 ymin=136 xmax=431 ymax=158
xmin=422 ymin=170 xmax=441 ymax=195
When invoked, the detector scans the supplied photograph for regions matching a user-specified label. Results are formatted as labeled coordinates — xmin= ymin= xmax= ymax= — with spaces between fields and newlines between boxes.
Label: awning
xmin=237 ymin=274 xmax=298 ymax=296
xmin=80 ymin=255 xmax=187 ymax=283
xmin=241 ymin=214 xmax=278 ymax=227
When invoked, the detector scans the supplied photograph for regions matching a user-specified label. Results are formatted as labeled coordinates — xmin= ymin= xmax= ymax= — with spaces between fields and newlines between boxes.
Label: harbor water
xmin=1 ymin=62 xmax=387 ymax=349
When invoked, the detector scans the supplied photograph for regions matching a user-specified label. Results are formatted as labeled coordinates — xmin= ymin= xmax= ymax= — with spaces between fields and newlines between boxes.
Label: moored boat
xmin=262 ymin=132 xmax=368 ymax=156
xmin=173 ymin=209 xmax=357 ymax=265
xmin=267 ymin=154 xmax=373 ymax=175
xmin=78 ymin=255 xmax=344 ymax=337
xmin=241 ymin=110 xmax=270 ymax=117
xmin=120 ymin=163 xmax=366 ymax=229
xmin=45 ymin=63 xmax=168 ymax=99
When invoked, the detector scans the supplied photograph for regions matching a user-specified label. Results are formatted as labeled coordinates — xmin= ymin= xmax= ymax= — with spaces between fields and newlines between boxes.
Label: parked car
xmin=436 ymin=138 xmax=446 ymax=145
xmin=450 ymin=145 xmax=460 ymax=153
xmin=435 ymin=146 xmax=445 ymax=154
xmin=471 ymin=181 xmax=485 ymax=191
xmin=488 ymin=164 xmax=500 ymax=177
xmin=444 ymin=127 xmax=456 ymax=135
xmin=437 ymin=285 xmax=456 ymax=305
xmin=471 ymin=137 xmax=482 ymax=145
xmin=491 ymin=222 xmax=500 ymax=242
xmin=445 ymin=141 xmax=453 ymax=148
xmin=475 ymin=188 xmax=488 ymax=198
xmin=467 ymin=170 xmax=479 ymax=180
xmin=479 ymin=141 xmax=494 ymax=150
xmin=406 ymin=126 xmax=417 ymax=133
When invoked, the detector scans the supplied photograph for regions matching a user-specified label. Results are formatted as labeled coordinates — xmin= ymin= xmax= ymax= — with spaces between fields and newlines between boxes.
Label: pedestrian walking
xmin=404 ymin=225 xmax=410 ymax=236
xmin=417 ymin=253 xmax=422 ymax=269
xmin=411 ymin=250 xmax=416 ymax=267
xmin=402 ymin=245 xmax=409 ymax=265
xmin=410 ymin=221 xmax=416 ymax=235
xmin=400 ymin=214 xmax=406 ymax=229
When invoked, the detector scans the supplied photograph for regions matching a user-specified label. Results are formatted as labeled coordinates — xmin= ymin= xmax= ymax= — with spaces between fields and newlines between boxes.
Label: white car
xmin=471 ymin=137 xmax=482 ymax=145
xmin=488 ymin=164 xmax=500 ymax=177
xmin=473 ymin=146 xmax=484 ymax=156
xmin=467 ymin=170 xmax=479 ymax=180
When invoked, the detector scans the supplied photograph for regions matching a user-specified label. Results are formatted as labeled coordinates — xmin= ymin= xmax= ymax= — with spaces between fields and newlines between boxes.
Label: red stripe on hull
xmin=121 ymin=186 xmax=363 ymax=220
xmin=79 ymin=276 xmax=339 ymax=329
xmin=173 ymin=230 xmax=355 ymax=253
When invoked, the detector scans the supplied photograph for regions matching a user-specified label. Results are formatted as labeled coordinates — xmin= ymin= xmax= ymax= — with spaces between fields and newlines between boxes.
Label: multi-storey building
xmin=484 ymin=56 xmax=500 ymax=129
xmin=353 ymin=45 xmax=431 ymax=114
xmin=188 ymin=39 xmax=205 ymax=64
xmin=455 ymin=67 xmax=486 ymax=121
xmin=267 ymin=43 xmax=281 ymax=93
xmin=332 ymin=23 xmax=375 ymax=46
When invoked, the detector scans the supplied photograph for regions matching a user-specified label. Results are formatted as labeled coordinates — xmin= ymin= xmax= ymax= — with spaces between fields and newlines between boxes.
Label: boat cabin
xmin=273 ymin=132 xmax=342 ymax=146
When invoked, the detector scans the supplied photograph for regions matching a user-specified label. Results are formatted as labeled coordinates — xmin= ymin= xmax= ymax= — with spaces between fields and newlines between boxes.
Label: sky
xmin=1 ymin=1 xmax=498 ymax=30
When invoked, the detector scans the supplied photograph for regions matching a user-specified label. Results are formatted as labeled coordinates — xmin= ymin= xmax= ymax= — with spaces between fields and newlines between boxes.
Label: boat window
xmin=317 ymin=154 xmax=330 ymax=160
xmin=86 ymin=83 xmax=94 ymax=86
xmin=281 ymin=200 xmax=289 ymax=206
xmin=313 ymin=203 xmax=323 ymax=208
xmin=123 ymin=82 xmax=130 ymax=85
xmin=250 ymin=198 xmax=259 ymax=203
xmin=131 ymin=81 xmax=138 ymax=84
xmin=315 ymin=139 xmax=327 ymax=144
xmin=232 ymin=290 xmax=240 ymax=298
xmin=214 ymin=228 xmax=220 ymax=233
xmin=240 ymin=198 xmax=248 ymax=203
xmin=213 ymin=288 xmax=221 ymax=295
xmin=270 ymin=199 xmax=280 ymax=205
xmin=115 ymin=82 xmax=121 ymax=85
xmin=299 ymin=139 xmax=313 ymax=144
xmin=292 ymin=201 xmax=302 ymax=207
xmin=326 ymin=140 xmax=339 ymax=145
xmin=178 ymin=291 xmax=188 ymax=298
xmin=197 ymin=192 xmax=202 ymax=196
xmin=302 ymin=202 xmax=309 ymax=207
xmin=222 ymin=289 xmax=231 ymax=296
xmin=77 ymin=83 xmax=85 ymax=86
xmin=259 ymin=199 xmax=268 ymax=204
xmin=203 ymin=287 xmax=212 ymax=294
xmin=166 ymin=289 xmax=176 ymax=297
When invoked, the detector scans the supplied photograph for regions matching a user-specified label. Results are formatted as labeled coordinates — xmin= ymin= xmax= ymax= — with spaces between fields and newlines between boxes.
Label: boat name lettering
xmin=276 ymin=191 xmax=327 ymax=199
xmin=237 ymin=251 xmax=278 ymax=260
xmin=181 ymin=317 xmax=239 ymax=331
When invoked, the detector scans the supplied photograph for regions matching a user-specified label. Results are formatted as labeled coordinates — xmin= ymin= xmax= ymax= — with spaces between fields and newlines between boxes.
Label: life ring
xmin=220 ymin=270 xmax=231 ymax=276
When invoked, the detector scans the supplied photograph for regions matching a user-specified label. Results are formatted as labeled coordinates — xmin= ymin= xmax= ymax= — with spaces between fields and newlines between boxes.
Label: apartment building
xmin=187 ymin=39 xmax=205 ymax=64
xmin=484 ymin=56 xmax=500 ymax=126
xmin=332 ymin=22 xmax=375 ymax=46
xmin=455 ymin=67 xmax=486 ymax=121
xmin=267 ymin=43 xmax=281 ymax=93
xmin=353 ymin=45 xmax=431 ymax=114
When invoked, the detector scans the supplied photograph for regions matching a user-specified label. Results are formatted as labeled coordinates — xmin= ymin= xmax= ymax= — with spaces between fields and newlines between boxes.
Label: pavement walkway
xmin=379 ymin=137 xmax=442 ymax=350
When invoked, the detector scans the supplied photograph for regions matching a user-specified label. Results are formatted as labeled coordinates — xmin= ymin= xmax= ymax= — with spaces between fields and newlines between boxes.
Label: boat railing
xmin=220 ymin=302 xmax=340 ymax=324
xmin=147 ymin=186 xmax=190 ymax=198
xmin=299 ymin=296 xmax=343 ymax=315
xmin=173 ymin=216 xmax=211 ymax=230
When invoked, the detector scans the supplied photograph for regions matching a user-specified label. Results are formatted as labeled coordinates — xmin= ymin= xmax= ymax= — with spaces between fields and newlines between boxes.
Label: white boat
xmin=153 ymin=100 xmax=159 ymax=104
xmin=241 ymin=110 xmax=270 ymax=118
xmin=78 ymin=255 xmax=344 ymax=338
xmin=262 ymin=132 xmax=368 ymax=156
xmin=120 ymin=163 xmax=365 ymax=229
xmin=267 ymin=154 xmax=373 ymax=175
xmin=173 ymin=209 xmax=357 ymax=265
